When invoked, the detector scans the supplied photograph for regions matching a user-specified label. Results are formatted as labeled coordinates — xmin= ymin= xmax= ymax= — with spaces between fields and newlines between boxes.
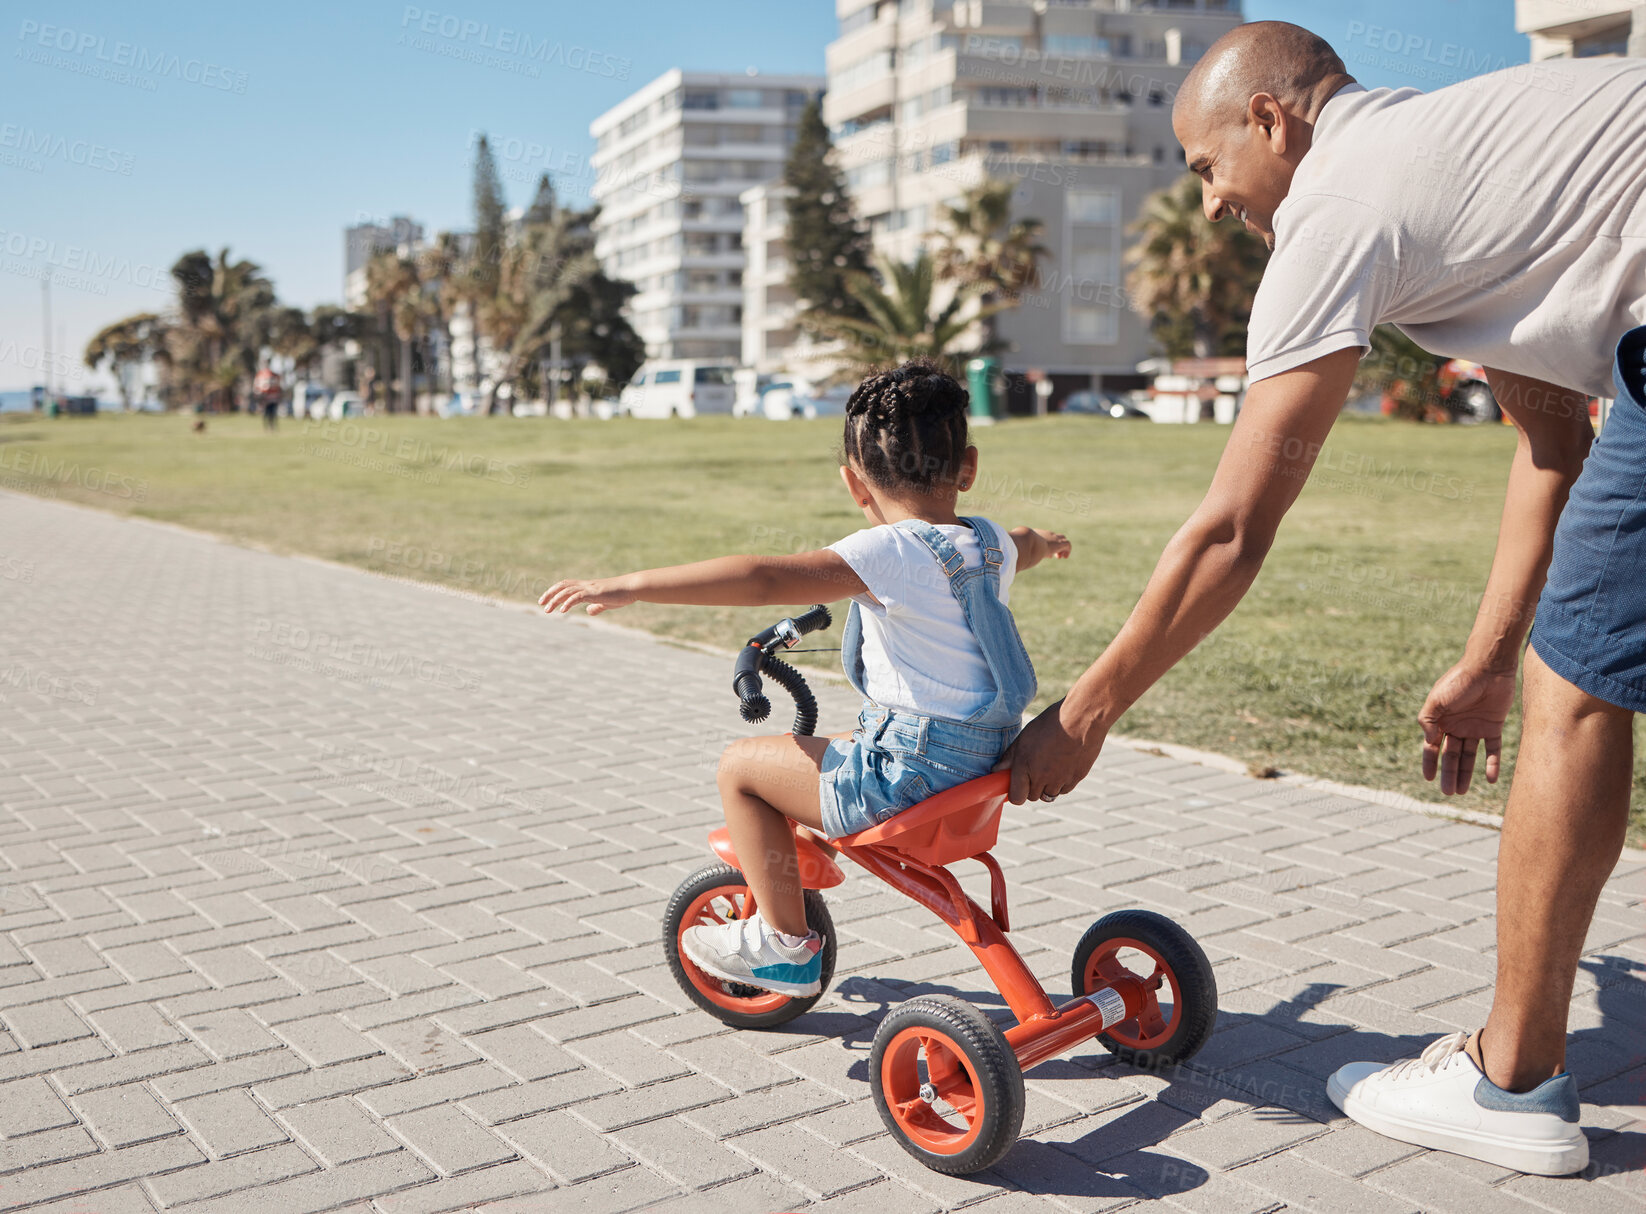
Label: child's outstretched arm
xmin=1009 ymin=527 xmax=1072 ymax=572
xmin=540 ymin=551 xmax=867 ymax=616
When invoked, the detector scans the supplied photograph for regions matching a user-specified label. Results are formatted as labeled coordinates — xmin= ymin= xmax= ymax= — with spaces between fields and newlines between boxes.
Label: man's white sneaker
xmin=681 ymin=912 xmax=822 ymax=997
xmin=1327 ymin=1030 xmax=1588 ymax=1176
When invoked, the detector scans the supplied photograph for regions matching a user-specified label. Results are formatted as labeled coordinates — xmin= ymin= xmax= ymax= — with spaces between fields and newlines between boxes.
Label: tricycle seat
xmin=835 ymin=771 xmax=1010 ymax=867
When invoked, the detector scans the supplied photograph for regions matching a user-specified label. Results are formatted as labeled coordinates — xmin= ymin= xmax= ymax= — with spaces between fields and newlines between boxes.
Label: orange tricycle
xmin=663 ymin=607 xmax=1218 ymax=1174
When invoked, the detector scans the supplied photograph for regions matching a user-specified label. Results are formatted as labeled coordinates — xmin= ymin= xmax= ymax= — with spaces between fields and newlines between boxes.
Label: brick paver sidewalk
xmin=0 ymin=490 xmax=1640 ymax=1213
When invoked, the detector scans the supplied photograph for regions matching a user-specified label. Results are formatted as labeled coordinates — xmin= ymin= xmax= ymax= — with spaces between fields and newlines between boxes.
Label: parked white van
xmin=619 ymin=362 xmax=737 ymax=419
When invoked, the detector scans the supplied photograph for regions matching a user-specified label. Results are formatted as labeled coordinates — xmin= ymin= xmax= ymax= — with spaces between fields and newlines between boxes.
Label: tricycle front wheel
xmin=663 ymin=863 xmax=836 ymax=1029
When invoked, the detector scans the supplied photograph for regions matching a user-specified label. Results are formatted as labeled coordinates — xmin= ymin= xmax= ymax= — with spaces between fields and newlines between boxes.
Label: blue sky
xmin=1 ymin=0 xmax=1530 ymax=393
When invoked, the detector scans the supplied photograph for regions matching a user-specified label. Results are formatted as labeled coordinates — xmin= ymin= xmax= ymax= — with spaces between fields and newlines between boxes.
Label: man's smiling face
xmin=1174 ymin=95 xmax=1298 ymax=251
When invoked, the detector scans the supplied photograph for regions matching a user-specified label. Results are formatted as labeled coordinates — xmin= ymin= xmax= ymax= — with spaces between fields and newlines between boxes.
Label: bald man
xmin=997 ymin=21 xmax=1646 ymax=1176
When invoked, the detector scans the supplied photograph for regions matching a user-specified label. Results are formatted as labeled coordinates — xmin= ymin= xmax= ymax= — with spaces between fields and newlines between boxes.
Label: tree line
xmin=84 ymin=138 xmax=642 ymax=414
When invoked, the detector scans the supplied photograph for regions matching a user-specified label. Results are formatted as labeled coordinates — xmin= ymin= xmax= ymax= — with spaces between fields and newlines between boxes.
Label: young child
xmin=539 ymin=361 xmax=1070 ymax=996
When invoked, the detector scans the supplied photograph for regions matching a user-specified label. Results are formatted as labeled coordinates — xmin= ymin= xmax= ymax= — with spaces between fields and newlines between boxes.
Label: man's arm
xmin=998 ymin=347 xmax=1362 ymax=804
xmin=1418 ymin=369 xmax=1592 ymax=793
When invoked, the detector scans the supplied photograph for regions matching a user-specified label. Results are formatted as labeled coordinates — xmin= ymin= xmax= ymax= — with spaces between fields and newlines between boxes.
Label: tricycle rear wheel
xmin=869 ymin=994 xmax=1025 ymax=1174
xmin=1071 ymin=908 xmax=1217 ymax=1070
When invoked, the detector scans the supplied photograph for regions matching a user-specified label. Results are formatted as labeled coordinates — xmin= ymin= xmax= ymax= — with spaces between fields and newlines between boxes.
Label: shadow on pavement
xmin=799 ymin=965 xmax=1646 ymax=1199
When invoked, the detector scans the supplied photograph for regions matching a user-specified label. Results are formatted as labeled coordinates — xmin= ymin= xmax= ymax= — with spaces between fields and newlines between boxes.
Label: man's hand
xmin=540 ymin=579 xmax=636 ymax=616
xmin=993 ymin=697 xmax=1107 ymax=804
xmin=1419 ymin=661 xmax=1517 ymax=795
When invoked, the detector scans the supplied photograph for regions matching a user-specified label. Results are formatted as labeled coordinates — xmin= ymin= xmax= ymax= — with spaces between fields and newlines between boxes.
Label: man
xmin=1000 ymin=21 xmax=1645 ymax=1176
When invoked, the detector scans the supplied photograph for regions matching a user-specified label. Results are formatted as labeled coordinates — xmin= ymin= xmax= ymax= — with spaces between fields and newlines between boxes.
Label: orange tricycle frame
xmin=705 ymin=770 xmax=1158 ymax=1076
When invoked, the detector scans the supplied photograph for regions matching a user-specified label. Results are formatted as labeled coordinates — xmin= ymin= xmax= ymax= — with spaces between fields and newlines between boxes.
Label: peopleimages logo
xmin=398 ymin=8 xmax=631 ymax=79
xmin=0 ymin=124 xmax=134 ymax=174
xmin=0 ymin=229 xmax=172 ymax=293
xmin=15 ymin=20 xmax=250 ymax=92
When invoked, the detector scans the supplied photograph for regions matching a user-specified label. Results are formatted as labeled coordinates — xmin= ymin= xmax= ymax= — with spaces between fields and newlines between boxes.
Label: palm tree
xmin=934 ymin=180 xmax=1049 ymax=355
xmin=366 ymin=251 xmax=436 ymax=413
xmin=936 ymin=180 xmax=1048 ymax=296
xmin=169 ymin=249 xmax=278 ymax=410
xmin=817 ymin=252 xmax=1002 ymax=378
xmin=415 ymin=233 xmax=463 ymax=398
xmin=481 ymin=197 xmax=599 ymax=413
xmin=308 ymin=304 xmax=364 ymax=392
xmin=1125 ymin=173 xmax=1268 ymax=359
xmin=84 ymin=313 xmax=171 ymax=409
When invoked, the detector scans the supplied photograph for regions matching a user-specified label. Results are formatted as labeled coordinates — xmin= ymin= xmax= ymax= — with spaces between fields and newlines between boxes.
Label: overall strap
xmin=895 ymin=518 xmax=967 ymax=582
xmin=958 ymin=516 xmax=1005 ymax=573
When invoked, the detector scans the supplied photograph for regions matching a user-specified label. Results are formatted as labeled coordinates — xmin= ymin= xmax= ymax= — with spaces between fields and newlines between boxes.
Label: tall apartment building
xmin=1517 ymin=1 xmax=1646 ymax=59
xmin=738 ymin=181 xmax=800 ymax=375
xmin=342 ymin=216 xmax=425 ymax=309
xmin=826 ymin=0 xmax=1242 ymax=401
xmin=589 ymin=70 xmax=824 ymax=363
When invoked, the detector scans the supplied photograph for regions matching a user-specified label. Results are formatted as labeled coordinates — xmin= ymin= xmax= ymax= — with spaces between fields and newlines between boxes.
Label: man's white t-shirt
xmin=827 ymin=518 xmax=1017 ymax=720
xmin=1247 ymin=59 xmax=1646 ymax=399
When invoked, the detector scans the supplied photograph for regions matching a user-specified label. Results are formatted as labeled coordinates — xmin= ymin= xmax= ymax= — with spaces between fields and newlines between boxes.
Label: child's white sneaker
xmin=681 ymin=913 xmax=822 ymax=997
xmin=1327 ymin=1030 xmax=1589 ymax=1176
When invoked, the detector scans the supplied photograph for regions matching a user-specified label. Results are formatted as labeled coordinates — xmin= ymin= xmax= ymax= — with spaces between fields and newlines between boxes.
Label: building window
xmin=1068 ymin=189 xmax=1117 ymax=224
xmin=1063 ymin=187 xmax=1121 ymax=347
xmin=846 ymin=158 xmax=893 ymax=189
xmin=1574 ymin=25 xmax=1629 ymax=56
xmin=834 ymin=50 xmax=894 ymax=93
xmin=1066 ymin=306 xmax=1118 ymax=344
xmin=1043 ymin=35 xmax=1111 ymax=58
xmin=726 ymin=89 xmax=765 ymax=108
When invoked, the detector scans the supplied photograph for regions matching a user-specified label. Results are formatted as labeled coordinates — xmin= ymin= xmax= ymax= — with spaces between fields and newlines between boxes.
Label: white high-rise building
xmin=590 ymin=70 xmax=825 ymax=363
xmin=826 ymin=0 xmax=1242 ymax=404
xmin=1517 ymin=1 xmax=1646 ymax=59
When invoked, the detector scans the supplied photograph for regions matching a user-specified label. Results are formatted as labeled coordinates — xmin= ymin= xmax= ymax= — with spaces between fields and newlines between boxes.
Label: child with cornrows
xmin=540 ymin=361 xmax=1070 ymax=995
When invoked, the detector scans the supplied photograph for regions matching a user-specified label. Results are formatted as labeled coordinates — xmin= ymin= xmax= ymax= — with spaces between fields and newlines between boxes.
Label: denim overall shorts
xmin=817 ymin=517 xmax=1038 ymax=839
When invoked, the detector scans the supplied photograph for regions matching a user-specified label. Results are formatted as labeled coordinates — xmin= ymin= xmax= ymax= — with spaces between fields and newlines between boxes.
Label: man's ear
xmin=1249 ymin=92 xmax=1288 ymax=154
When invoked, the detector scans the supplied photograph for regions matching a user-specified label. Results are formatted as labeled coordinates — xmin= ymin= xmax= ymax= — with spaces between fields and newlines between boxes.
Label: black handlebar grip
xmin=732 ymin=645 xmax=770 ymax=722
xmin=791 ymin=604 xmax=832 ymax=636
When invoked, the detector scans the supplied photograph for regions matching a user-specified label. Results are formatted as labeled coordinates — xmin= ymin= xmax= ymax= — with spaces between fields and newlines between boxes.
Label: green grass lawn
xmin=5 ymin=408 xmax=1640 ymax=844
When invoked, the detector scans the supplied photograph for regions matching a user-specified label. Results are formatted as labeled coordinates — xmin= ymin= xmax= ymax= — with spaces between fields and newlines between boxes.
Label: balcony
xmin=963 ymin=99 xmax=1130 ymax=143
xmin=823 ymin=73 xmax=897 ymax=127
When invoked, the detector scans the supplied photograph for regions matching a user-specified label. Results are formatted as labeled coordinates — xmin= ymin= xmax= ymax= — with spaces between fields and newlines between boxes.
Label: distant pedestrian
xmin=254 ymin=366 xmax=282 ymax=431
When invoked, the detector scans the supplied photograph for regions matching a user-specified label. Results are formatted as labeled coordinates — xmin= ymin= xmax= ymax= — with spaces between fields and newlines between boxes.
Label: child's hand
xmin=1036 ymin=529 xmax=1072 ymax=559
xmin=539 ymin=579 xmax=636 ymax=616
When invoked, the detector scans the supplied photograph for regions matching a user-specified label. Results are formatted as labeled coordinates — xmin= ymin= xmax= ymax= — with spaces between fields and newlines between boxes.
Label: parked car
xmin=619 ymin=361 xmax=738 ymax=419
xmin=293 ymin=384 xmax=329 ymax=419
xmin=750 ymin=377 xmax=852 ymax=421
xmin=1436 ymin=359 xmax=1502 ymax=424
xmin=1062 ymin=390 xmax=1150 ymax=419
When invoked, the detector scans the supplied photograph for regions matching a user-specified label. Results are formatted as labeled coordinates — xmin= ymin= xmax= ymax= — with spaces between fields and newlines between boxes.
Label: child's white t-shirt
xmin=826 ymin=518 xmax=1017 ymax=721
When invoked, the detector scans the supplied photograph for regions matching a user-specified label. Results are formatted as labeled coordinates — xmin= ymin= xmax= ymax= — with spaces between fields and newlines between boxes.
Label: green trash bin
xmin=965 ymin=356 xmax=1000 ymax=421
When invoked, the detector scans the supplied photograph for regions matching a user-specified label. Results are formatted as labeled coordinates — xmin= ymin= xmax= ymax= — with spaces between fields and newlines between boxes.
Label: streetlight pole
xmin=40 ymin=270 xmax=52 ymax=405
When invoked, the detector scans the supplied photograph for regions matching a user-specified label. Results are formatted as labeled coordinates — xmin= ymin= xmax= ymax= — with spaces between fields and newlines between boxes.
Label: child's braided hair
xmin=842 ymin=360 xmax=971 ymax=493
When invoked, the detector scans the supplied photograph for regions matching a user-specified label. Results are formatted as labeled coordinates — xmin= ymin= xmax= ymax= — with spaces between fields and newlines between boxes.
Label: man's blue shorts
xmin=1529 ymin=324 xmax=1646 ymax=713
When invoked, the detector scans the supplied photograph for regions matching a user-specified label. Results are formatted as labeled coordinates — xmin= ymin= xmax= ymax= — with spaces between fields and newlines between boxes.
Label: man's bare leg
xmin=1466 ymin=645 xmax=1634 ymax=1090
xmin=1328 ymin=645 xmax=1626 ymax=1174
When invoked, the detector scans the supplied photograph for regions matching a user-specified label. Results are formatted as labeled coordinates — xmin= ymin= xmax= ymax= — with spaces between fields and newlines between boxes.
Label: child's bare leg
xmin=715 ymin=732 xmax=843 ymax=938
